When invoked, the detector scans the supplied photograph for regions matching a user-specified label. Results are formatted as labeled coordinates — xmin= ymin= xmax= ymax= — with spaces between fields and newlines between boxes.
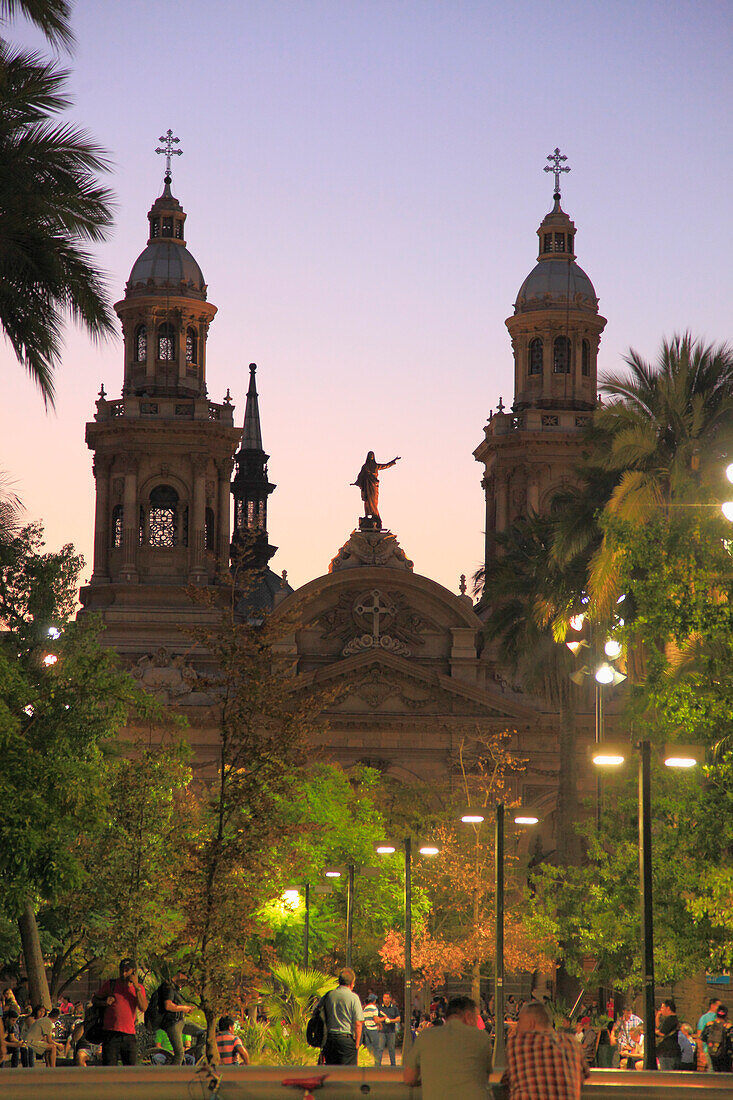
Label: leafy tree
xmin=38 ymin=736 xmax=192 ymax=996
xmin=258 ymin=762 xmax=412 ymax=979
xmin=168 ymin=593 xmax=332 ymax=1053
xmin=0 ymin=11 xmax=114 ymax=405
xmin=0 ymin=524 xmax=160 ymax=1005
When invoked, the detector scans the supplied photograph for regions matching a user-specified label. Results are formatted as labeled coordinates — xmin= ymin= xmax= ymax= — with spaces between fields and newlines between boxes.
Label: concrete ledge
xmin=0 ymin=1065 xmax=732 ymax=1098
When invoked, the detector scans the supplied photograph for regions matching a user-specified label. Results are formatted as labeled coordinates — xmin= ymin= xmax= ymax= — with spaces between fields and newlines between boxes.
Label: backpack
xmin=705 ymin=1020 xmax=726 ymax=1057
xmin=85 ymin=978 xmax=115 ymax=1044
xmin=144 ymin=984 xmax=165 ymax=1031
xmin=306 ymin=991 xmax=331 ymax=1048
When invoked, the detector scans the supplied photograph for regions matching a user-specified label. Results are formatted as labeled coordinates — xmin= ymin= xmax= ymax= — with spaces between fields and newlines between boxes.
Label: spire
xmin=231 ymin=363 xmax=277 ymax=570
xmin=241 ymin=363 xmax=263 ymax=451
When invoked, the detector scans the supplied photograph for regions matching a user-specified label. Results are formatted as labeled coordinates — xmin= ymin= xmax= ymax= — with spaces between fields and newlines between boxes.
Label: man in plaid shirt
xmin=503 ymin=1002 xmax=590 ymax=1100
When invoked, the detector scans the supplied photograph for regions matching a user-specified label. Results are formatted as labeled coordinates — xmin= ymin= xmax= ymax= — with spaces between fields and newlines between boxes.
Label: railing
xmin=2 ymin=1066 xmax=732 ymax=1100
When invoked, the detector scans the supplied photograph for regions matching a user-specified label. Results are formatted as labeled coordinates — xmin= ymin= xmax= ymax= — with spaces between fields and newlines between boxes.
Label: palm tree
xmin=0 ymin=0 xmax=74 ymax=50
xmin=476 ymin=514 xmax=587 ymax=868
xmin=0 ymin=41 xmax=115 ymax=406
xmin=0 ymin=470 xmax=22 ymax=547
xmin=589 ymin=334 xmax=733 ymax=617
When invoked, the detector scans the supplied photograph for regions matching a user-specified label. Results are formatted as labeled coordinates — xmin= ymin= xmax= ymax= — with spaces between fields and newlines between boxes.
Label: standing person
xmin=157 ymin=969 xmax=202 ymax=1065
xmin=215 ymin=1015 xmax=249 ymax=1064
xmin=362 ymin=993 xmax=382 ymax=1062
xmin=697 ymin=996 xmax=722 ymax=1071
xmin=655 ymin=999 xmax=681 ymax=1071
xmin=403 ymin=995 xmax=490 ymax=1100
xmin=376 ymin=990 xmax=400 ymax=1066
xmin=321 ymin=967 xmax=363 ymax=1066
xmin=702 ymin=1004 xmax=733 ymax=1073
xmin=503 ymin=1002 xmax=590 ymax=1100
xmin=93 ymin=957 xmax=147 ymax=1066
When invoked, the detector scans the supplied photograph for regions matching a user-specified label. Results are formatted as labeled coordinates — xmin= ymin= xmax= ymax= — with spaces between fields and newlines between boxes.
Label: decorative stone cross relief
xmin=343 ymin=588 xmax=411 ymax=657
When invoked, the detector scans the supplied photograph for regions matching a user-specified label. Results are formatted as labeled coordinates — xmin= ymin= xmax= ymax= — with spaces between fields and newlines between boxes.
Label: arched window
xmin=162 ymin=217 xmax=173 ymax=238
xmin=111 ymin=505 xmax=123 ymax=548
xmin=157 ymin=323 xmax=176 ymax=361
xmin=148 ymin=485 xmax=179 ymax=547
xmin=186 ymin=327 xmax=198 ymax=364
xmin=554 ymin=232 xmax=566 ymax=252
xmin=567 ymin=232 xmax=574 ymax=254
xmin=135 ymin=324 xmax=147 ymax=363
xmin=582 ymin=339 xmax=590 ymax=377
xmin=150 ymin=218 xmax=160 ymax=239
xmin=175 ymin=221 xmax=183 ymax=240
xmin=543 ymin=233 xmax=552 ymax=254
xmin=528 ymin=337 xmax=543 ymax=376
xmin=553 ymin=336 xmax=571 ymax=374
xmin=205 ymin=507 xmax=214 ymax=551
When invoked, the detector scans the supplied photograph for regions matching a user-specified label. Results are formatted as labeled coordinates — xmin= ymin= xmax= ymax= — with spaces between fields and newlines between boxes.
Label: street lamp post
xmin=304 ymin=882 xmax=310 ymax=970
xmin=592 ymin=740 xmax=700 ymax=1070
xmin=460 ymin=804 xmax=538 ymax=1073
xmin=376 ymin=837 xmax=438 ymax=1057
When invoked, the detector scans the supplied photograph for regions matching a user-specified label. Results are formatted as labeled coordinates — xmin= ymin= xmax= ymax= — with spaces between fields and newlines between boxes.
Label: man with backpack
xmin=153 ymin=969 xmax=204 ymax=1065
xmin=320 ymin=967 xmax=364 ymax=1066
xmin=702 ymin=1004 xmax=733 ymax=1073
xmin=93 ymin=957 xmax=147 ymax=1066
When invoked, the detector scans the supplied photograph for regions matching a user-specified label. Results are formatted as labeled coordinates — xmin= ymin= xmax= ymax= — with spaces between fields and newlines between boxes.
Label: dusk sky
xmin=1 ymin=0 xmax=731 ymax=593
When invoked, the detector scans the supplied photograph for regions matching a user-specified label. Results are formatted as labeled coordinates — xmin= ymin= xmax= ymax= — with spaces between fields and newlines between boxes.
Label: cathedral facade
xmin=80 ymin=151 xmax=601 ymax=849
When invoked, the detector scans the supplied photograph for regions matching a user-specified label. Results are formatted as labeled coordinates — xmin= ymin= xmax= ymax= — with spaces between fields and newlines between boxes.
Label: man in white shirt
xmin=403 ymin=995 xmax=491 ymax=1100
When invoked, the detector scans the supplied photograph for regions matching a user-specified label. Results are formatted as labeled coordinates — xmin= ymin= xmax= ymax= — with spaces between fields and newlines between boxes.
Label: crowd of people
xmin=2 ymin=959 xmax=732 ymax=1082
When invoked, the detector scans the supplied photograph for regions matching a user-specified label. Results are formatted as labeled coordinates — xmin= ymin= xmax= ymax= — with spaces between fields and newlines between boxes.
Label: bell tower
xmin=474 ymin=149 xmax=606 ymax=568
xmin=80 ymin=135 xmax=241 ymax=656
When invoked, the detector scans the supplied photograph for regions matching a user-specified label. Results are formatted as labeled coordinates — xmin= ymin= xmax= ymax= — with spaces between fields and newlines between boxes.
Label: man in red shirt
xmin=503 ymin=1002 xmax=589 ymax=1100
xmin=93 ymin=957 xmax=147 ymax=1065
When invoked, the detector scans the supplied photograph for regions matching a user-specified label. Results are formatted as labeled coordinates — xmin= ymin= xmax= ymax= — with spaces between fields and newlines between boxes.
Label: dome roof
xmin=126 ymin=240 xmax=206 ymax=296
xmin=514 ymin=258 xmax=597 ymax=314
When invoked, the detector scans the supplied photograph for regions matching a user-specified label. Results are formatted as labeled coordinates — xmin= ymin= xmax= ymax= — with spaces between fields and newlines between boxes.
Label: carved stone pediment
xmin=316 ymin=587 xmax=437 ymax=658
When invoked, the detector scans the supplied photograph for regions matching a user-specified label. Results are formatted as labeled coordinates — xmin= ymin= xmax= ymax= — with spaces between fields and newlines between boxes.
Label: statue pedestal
xmin=359 ymin=515 xmax=382 ymax=532
xmin=329 ymin=526 xmax=413 ymax=573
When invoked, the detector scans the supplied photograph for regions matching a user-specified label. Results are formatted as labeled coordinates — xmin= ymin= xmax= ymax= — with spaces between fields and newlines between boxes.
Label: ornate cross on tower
xmin=156 ymin=129 xmax=183 ymax=181
xmin=544 ymin=147 xmax=570 ymax=200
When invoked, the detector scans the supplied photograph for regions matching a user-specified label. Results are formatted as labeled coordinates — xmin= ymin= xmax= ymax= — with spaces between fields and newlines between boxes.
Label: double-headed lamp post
xmin=592 ymin=741 xmax=701 ymax=1070
xmin=375 ymin=837 xmax=439 ymax=1056
xmin=459 ymin=804 xmax=539 ymax=1074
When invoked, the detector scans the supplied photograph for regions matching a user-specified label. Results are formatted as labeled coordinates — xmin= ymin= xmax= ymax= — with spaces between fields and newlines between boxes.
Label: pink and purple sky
xmin=1 ymin=0 xmax=731 ymax=593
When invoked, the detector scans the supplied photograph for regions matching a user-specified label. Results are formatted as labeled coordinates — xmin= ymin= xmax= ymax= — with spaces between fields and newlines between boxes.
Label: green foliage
xmin=0 ymin=34 xmax=115 ymax=405
xmin=0 ymin=527 xmax=162 ymax=920
xmin=259 ymin=762 xmax=413 ymax=975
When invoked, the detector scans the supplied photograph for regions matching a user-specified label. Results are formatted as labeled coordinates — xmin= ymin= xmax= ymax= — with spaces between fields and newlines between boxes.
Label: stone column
xmin=189 ymin=454 xmax=208 ymax=584
xmin=495 ymin=472 xmax=508 ymax=535
xmin=527 ymin=474 xmax=540 ymax=514
xmin=482 ymin=473 xmax=494 ymax=566
xmin=217 ymin=458 xmax=234 ymax=573
xmin=118 ymin=452 xmax=139 ymax=583
xmin=90 ymin=455 xmax=111 ymax=583
xmin=145 ymin=309 xmax=155 ymax=386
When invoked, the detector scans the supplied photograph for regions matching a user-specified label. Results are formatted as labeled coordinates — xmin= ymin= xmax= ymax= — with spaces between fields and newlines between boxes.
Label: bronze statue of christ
xmin=352 ymin=451 xmax=400 ymax=525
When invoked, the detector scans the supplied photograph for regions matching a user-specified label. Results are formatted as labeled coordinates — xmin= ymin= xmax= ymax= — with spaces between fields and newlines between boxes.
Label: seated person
xmin=151 ymin=1027 xmax=175 ymax=1065
xmin=215 ymin=1016 xmax=249 ymax=1064
xmin=3 ymin=1007 xmax=29 ymax=1067
xmin=25 ymin=1005 xmax=61 ymax=1067
xmin=623 ymin=1026 xmax=645 ymax=1070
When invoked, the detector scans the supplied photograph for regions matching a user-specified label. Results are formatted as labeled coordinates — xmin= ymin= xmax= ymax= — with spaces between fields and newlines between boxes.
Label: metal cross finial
xmin=156 ymin=129 xmax=183 ymax=178
xmin=544 ymin=147 xmax=570 ymax=198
